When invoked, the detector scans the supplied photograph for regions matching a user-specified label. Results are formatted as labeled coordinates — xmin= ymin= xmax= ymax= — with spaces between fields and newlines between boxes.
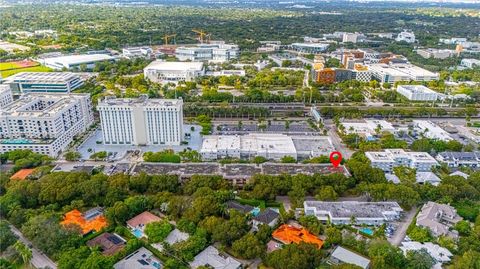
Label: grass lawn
xmin=0 ymin=62 xmax=22 ymax=71
xmin=0 ymin=65 xmax=53 ymax=77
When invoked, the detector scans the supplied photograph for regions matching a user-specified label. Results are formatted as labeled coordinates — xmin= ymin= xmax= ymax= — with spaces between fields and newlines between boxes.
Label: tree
xmin=0 ymin=221 xmax=17 ymax=252
xmin=64 ymin=151 xmax=82 ymax=161
xmin=231 ymin=233 xmax=265 ymax=259
xmin=315 ymin=186 xmax=338 ymax=201
xmin=265 ymin=243 xmax=323 ymax=269
xmin=407 ymin=226 xmax=433 ymax=243
xmin=326 ymin=226 xmax=342 ymax=245
xmin=90 ymin=151 xmax=107 ymax=161
xmin=450 ymin=250 xmax=480 ymax=269
xmin=144 ymin=221 xmax=174 ymax=243
xmin=280 ymin=156 xmax=296 ymax=163
xmin=298 ymin=215 xmax=324 ymax=235
xmin=367 ymin=240 xmax=406 ymax=269
xmin=13 ymin=241 xmax=32 ymax=266
xmin=405 ymin=249 xmax=435 ymax=269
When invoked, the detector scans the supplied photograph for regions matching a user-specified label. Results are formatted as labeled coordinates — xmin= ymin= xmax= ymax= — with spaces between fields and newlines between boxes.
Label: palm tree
xmin=14 ymin=241 xmax=32 ymax=267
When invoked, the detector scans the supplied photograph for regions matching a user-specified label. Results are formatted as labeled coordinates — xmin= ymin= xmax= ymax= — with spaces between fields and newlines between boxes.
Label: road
xmin=389 ymin=206 xmax=417 ymax=246
xmin=9 ymin=225 xmax=57 ymax=269
xmin=326 ymin=122 xmax=354 ymax=159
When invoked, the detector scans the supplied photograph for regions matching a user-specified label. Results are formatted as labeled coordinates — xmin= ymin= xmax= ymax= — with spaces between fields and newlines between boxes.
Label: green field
xmin=0 ymin=66 xmax=52 ymax=78
xmin=0 ymin=62 xmax=23 ymax=71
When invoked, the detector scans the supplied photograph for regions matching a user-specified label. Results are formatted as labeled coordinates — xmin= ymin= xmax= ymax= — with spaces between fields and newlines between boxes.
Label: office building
xmin=315 ymin=68 xmax=354 ymax=84
xmin=122 ymin=47 xmax=153 ymax=59
xmin=413 ymin=120 xmax=452 ymax=141
xmin=0 ymin=85 xmax=13 ymax=108
xmin=365 ymin=149 xmax=438 ymax=172
xmin=0 ymin=93 xmax=94 ymax=157
xmin=396 ymin=85 xmax=439 ymax=101
xmin=436 ymin=151 xmax=480 ymax=168
xmin=200 ymin=133 xmax=298 ymax=161
xmin=416 ymin=48 xmax=453 ymax=59
xmin=342 ymin=33 xmax=365 ymax=43
xmin=98 ymin=96 xmax=183 ymax=146
xmin=368 ymin=63 xmax=439 ymax=83
xmin=175 ymin=43 xmax=239 ymax=62
xmin=39 ymin=54 xmax=115 ymax=70
xmin=439 ymin=37 xmax=467 ymax=45
xmin=396 ymin=30 xmax=415 ymax=43
xmin=304 ymin=201 xmax=403 ymax=226
xmin=461 ymin=58 xmax=480 ymax=69
xmin=4 ymin=72 xmax=84 ymax=93
xmin=416 ymin=201 xmax=462 ymax=238
xmin=144 ymin=61 xmax=205 ymax=83
xmin=290 ymin=43 xmax=329 ymax=53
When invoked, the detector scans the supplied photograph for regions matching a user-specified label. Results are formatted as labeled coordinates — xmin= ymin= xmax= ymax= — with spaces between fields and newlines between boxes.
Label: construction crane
xmin=192 ymin=29 xmax=210 ymax=44
xmin=163 ymin=34 xmax=176 ymax=45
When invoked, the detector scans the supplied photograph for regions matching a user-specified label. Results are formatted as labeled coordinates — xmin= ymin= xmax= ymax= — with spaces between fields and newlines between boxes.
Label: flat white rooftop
xmin=98 ymin=96 xmax=182 ymax=108
xmin=397 ymin=85 xmax=437 ymax=94
xmin=4 ymin=72 xmax=80 ymax=83
xmin=144 ymin=60 xmax=204 ymax=71
xmin=42 ymin=54 xmax=114 ymax=65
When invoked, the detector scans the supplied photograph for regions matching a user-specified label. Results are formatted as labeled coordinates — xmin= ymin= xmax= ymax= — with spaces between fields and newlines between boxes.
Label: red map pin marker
xmin=329 ymin=151 xmax=342 ymax=168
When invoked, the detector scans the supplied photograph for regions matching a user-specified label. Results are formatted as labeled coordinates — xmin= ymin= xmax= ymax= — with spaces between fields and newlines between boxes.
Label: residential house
xmin=61 ymin=207 xmax=107 ymax=235
xmin=126 ymin=211 xmax=162 ymax=238
xmin=86 ymin=232 xmax=126 ymax=255
xmin=114 ymin=247 xmax=162 ymax=269
xmin=252 ymin=208 xmax=280 ymax=230
xmin=189 ymin=245 xmax=242 ymax=269
xmin=400 ymin=242 xmax=453 ymax=268
xmin=272 ymin=224 xmax=324 ymax=249
xmin=416 ymin=202 xmax=462 ymax=238
xmin=329 ymin=246 xmax=371 ymax=269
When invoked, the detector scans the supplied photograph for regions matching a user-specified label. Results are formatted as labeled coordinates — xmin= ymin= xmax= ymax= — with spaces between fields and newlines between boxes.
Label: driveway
xmin=388 ymin=206 xmax=417 ymax=246
xmin=9 ymin=225 xmax=57 ymax=269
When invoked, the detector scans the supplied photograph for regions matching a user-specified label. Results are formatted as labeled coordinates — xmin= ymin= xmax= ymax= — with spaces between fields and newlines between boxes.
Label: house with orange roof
xmin=10 ymin=168 xmax=35 ymax=180
xmin=61 ymin=207 xmax=107 ymax=235
xmin=126 ymin=211 xmax=162 ymax=238
xmin=272 ymin=224 xmax=323 ymax=249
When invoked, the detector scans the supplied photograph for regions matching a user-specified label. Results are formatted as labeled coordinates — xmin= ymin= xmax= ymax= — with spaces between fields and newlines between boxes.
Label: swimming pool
xmin=132 ymin=228 xmax=144 ymax=238
xmin=360 ymin=227 xmax=374 ymax=236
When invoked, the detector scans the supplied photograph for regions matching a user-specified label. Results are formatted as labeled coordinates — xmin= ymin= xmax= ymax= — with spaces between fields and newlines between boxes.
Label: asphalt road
xmin=388 ymin=206 xmax=417 ymax=246
xmin=9 ymin=225 xmax=57 ymax=269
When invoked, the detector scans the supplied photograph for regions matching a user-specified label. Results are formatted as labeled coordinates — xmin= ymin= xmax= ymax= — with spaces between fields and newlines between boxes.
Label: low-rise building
xmin=122 ymin=47 xmax=153 ymax=59
xmin=460 ymin=58 xmax=480 ymax=69
xmin=396 ymin=85 xmax=439 ymax=101
xmin=365 ymin=149 xmax=438 ymax=172
xmin=126 ymin=211 xmax=162 ymax=239
xmin=0 ymin=93 xmax=94 ymax=157
xmin=436 ymin=151 xmax=480 ymax=168
xmin=342 ymin=33 xmax=365 ymax=43
xmin=144 ymin=60 xmax=205 ymax=83
xmin=252 ymin=208 xmax=280 ymax=230
xmin=396 ymin=30 xmax=415 ymax=43
xmin=190 ymin=246 xmax=241 ymax=269
xmin=4 ymin=72 xmax=84 ymax=93
xmin=289 ymin=42 xmax=329 ymax=53
xmin=152 ymin=228 xmax=189 ymax=251
xmin=86 ymin=232 xmax=126 ymax=256
xmin=416 ymin=48 xmax=454 ymax=59
xmin=400 ymin=241 xmax=452 ymax=268
xmin=368 ymin=63 xmax=439 ymax=83
xmin=0 ymin=85 xmax=13 ymax=108
xmin=416 ymin=201 xmax=462 ymax=238
xmin=175 ymin=43 xmax=239 ymax=62
xmin=439 ymin=37 xmax=467 ymax=45
xmin=61 ymin=207 xmax=107 ymax=235
xmin=329 ymin=246 xmax=371 ymax=269
xmin=114 ymin=247 xmax=162 ymax=269
xmin=415 ymin=172 xmax=441 ymax=186
xmin=39 ymin=54 xmax=115 ymax=70
xmin=272 ymin=224 xmax=324 ymax=249
xmin=304 ymin=201 xmax=403 ymax=226
xmin=413 ymin=120 xmax=453 ymax=141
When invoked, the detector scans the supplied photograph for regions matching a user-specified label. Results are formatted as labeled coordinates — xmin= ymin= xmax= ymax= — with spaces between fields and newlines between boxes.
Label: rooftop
xmin=190 ymin=245 xmax=241 ymax=269
xmin=42 ymin=54 xmax=114 ymax=66
xmin=86 ymin=232 xmax=126 ymax=255
xmin=4 ymin=72 xmax=81 ymax=83
xmin=98 ymin=95 xmax=182 ymax=108
xmin=417 ymin=201 xmax=462 ymax=237
xmin=10 ymin=168 xmax=35 ymax=180
xmin=126 ymin=211 xmax=161 ymax=228
xmin=114 ymin=247 xmax=161 ymax=269
xmin=144 ymin=60 xmax=204 ymax=71
xmin=397 ymin=85 xmax=437 ymax=94
xmin=272 ymin=224 xmax=324 ymax=249
xmin=61 ymin=208 xmax=107 ymax=235
xmin=400 ymin=241 xmax=452 ymax=263
xmin=253 ymin=208 xmax=280 ymax=224
xmin=304 ymin=201 xmax=403 ymax=219
xmin=330 ymin=246 xmax=371 ymax=269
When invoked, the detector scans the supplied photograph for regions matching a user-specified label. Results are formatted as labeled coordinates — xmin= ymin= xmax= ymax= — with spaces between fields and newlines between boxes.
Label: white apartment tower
xmin=98 ymin=96 xmax=184 ymax=146
xmin=0 ymin=85 xmax=14 ymax=108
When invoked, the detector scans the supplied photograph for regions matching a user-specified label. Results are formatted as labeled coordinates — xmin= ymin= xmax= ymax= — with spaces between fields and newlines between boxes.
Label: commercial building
xmin=291 ymin=136 xmax=334 ymax=159
xmin=0 ymin=85 xmax=13 ymax=108
xmin=416 ymin=201 xmax=462 ymax=238
xmin=329 ymin=246 xmax=371 ymax=269
xmin=98 ymin=96 xmax=184 ymax=146
xmin=175 ymin=43 xmax=239 ymax=62
xmin=365 ymin=149 xmax=438 ymax=172
xmin=39 ymin=54 xmax=115 ymax=70
xmin=368 ymin=63 xmax=439 ymax=83
xmin=436 ymin=151 xmax=480 ymax=168
xmin=413 ymin=120 xmax=452 ymax=141
xmin=289 ymin=43 xmax=329 ymax=53
xmin=114 ymin=247 xmax=162 ymax=269
xmin=122 ymin=46 xmax=153 ymax=59
xmin=143 ymin=60 xmax=205 ymax=83
xmin=0 ymin=93 xmax=94 ymax=157
xmin=400 ymin=242 xmax=452 ymax=268
xmin=342 ymin=33 xmax=365 ymax=43
xmin=4 ymin=72 xmax=84 ymax=93
xmin=190 ymin=246 xmax=241 ymax=269
xmin=396 ymin=30 xmax=415 ymax=43
xmin=439 ymin=37 xmax=467 ymax=45
xmin=341 ymin=120 xmax=396 ymax=139
xmin=396 ymin=85 xmax=439 ymax=101
xmin=416 ymin=48 xmax=454 ymax=59
xmin=304 ymin=201 xmax=403 ymax=226
xmin=315 ymin=68 xmax=355 ymax=84
xmin=460 ymin=58 xmax=480 ymax=69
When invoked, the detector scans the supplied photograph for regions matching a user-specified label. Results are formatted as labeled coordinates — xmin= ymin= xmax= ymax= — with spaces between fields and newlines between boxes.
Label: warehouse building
xmin=396 ymin=85 xmax=439 ymax=101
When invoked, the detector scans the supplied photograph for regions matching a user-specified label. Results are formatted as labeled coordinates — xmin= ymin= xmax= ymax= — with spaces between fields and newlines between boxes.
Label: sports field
xmin=0 ymin=60 xmax=52 ymax=77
